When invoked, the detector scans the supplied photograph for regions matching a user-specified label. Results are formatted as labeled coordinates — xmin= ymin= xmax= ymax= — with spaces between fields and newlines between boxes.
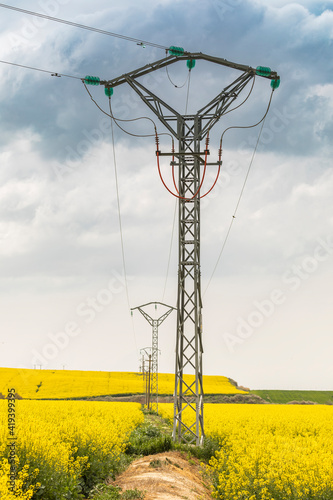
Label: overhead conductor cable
xmin=204 ymin=88 xmax=275 ymax=295
xmin=0 ymin=3 xmax=169 ymax=50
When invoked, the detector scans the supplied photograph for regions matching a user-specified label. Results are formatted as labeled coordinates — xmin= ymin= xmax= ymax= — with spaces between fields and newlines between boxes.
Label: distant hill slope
xmin=252 ymin=390 xmax=333 ymax=405
xmin=0 ymin=367 xmax=246 ymax=399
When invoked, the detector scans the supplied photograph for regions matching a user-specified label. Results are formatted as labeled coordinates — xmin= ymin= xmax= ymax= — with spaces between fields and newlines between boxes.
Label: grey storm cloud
xmin=0 ymin=0 xmax=332 ymax=388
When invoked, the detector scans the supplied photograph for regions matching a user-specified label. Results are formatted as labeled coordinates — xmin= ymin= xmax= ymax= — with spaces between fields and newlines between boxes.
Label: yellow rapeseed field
xmin=0 ymin=367 xmax=245 ymax=399
xmin=0 ymin=400 xmax=143 ymax=499
xmin=159 ymin=403 xmax=333 ymax=500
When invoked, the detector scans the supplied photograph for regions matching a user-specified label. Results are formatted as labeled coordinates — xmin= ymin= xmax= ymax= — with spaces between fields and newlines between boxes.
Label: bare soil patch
xmin=109 ymin=451 xmax=213 ymax=500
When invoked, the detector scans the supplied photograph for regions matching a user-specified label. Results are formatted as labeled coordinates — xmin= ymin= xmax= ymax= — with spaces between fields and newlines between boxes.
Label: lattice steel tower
xmin=132 ymin=302 xmax=176 ymax=412
xmin=99 ymin=51 xmax=279 ymax=444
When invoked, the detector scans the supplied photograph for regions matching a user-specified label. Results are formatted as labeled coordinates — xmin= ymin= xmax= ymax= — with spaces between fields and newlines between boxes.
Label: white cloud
xmin=0 ymin=0 xmax=332 ymax=390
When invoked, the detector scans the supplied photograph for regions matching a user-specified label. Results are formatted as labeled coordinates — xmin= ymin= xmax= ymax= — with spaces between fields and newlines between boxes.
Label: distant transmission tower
xmin=94 ymin=50 xmax=279 ymax=444
xmin=140 ymin=347 xmax=152 ymax=408
xmin=132 ymin=302 xmax=176 ymax=412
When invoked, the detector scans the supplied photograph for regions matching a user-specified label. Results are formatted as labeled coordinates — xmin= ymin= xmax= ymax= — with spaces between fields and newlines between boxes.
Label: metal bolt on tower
xmin=99 ymin=52 xmax=279 ymax=444
xmin=132 ymin=302 xmax=176 ymax=412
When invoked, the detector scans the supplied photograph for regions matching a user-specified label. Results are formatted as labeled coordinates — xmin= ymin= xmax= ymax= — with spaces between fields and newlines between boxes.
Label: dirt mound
xmin=110 ymin=451 xmax=213 ymax=499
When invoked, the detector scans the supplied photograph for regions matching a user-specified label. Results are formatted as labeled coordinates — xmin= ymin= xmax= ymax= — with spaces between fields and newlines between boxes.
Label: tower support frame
xmin=102 ymin=53 xmax=278 ymax=444
xmin=132 ymin=302 xmax=175 ymax=412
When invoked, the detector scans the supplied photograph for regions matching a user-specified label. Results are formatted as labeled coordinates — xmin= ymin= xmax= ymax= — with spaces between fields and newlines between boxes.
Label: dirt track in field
xmin=110 ymin=451 xmax=213 ymax=500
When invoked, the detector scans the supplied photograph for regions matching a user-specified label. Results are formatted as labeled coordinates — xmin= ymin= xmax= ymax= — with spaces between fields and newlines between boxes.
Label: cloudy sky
xmin=0 ymin=0 xmax=332 ymax=390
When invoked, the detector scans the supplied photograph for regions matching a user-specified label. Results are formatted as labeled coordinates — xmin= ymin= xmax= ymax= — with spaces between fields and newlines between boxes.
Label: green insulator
xmin=84 ymin=75 xmax=100 ymax=86
xmin=104 ymin=87 xmax=113 ymax=97
xmin=271 ymin=78 xmax=280 ymax=90
xmin=187 ymin=59 xmax=196 ymax=70
xmin=168 ymin=45 xmax=185 ymax=56
xmin=256 ymin=66 xmax=271 ymax=77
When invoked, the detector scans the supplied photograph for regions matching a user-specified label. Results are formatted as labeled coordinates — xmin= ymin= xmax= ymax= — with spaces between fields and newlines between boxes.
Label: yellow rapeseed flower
xmin=0 ymin=400 xmax=143 ymax=497
xmin=159 ymin=403 xmax=333 ymax=499
xmin=0 ymin=367 xmax=244 ymax=399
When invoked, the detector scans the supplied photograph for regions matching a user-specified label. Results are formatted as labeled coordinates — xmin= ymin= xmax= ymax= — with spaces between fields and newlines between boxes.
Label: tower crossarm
xmin=100 ymin=52 xmax=279 ymax=143
xmin=197 ymin=72 xmax=255 ymax=138
xmin=135 ymin=307 xmax=154 ymax=327
xmin=156 ymin=307 xmax=175 ymax=326
xmin=105 ymin=69 xmax=258 ymax=142
xmin=124 ymin=76 xmax=181 ymax=138
xmin=100 ymin=52 xmax=278 ymax=90
xmin=132 ymin=304 xmax=175 ymax=329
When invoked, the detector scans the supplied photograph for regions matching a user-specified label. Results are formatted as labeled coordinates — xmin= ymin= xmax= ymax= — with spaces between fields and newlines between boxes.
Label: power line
xmin=218 ymin=88 xmax=274 ymax=150
xmin=218 ymin=76 xmax=256 ymax=119
xmin=185 ymin=69 xmax=192 ymax=115
xmin=83 ymin=81 xmax=175 ymax=143
xmin=203 ymin=105 xmax=271 ymax=296
xmin=162 ymin=199 xmax=177 ymax=302
xmin=0 ymin=3 xmax=169 ymax=50
xmin=83 ymin=78 xmax=178 ymax=307
xmin=108 ymin=98 xmax=138 ymax=352
xmin=166 ymin=63 xmax=190 ymax=89
xmin=109 ymin=100 xmax=157 ymax=139
xmin=0 ymin=59 xmax=81 ymax=79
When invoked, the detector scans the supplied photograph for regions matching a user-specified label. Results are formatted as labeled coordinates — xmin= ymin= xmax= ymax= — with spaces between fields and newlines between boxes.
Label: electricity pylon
xmin=133 ymin=302 xmax=176 ymax=412
xmin=99 ymin=51 xmax=279 ymax=444
xmin=140 ymin=348 xmax=152 ymax=408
